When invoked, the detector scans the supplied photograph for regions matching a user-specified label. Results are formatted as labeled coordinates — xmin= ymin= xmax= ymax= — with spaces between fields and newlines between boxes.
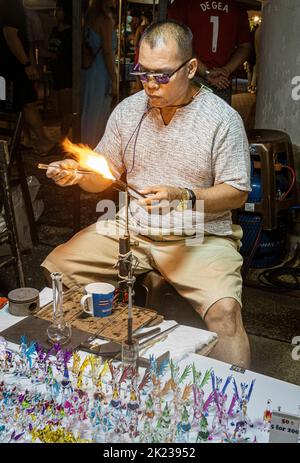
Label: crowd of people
xmin=0 ymin=0 xmax=259 ymax=151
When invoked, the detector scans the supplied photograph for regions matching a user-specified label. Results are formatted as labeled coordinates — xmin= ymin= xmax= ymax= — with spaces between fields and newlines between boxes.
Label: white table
xmin=176 ymin=353 xmax=300 ymax=442
xmin=0 ymin=287 xmax=218 ymax=362
xmin=1 ymin=290 xmax=300 ymax=443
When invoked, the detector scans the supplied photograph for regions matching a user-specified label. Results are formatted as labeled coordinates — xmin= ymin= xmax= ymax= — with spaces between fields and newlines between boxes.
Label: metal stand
xmin=117 ymin=188 xmax=137 ymax=347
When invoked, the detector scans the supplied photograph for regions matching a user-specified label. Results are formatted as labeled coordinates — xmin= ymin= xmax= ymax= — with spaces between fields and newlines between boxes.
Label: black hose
xmin=258 ymin=267 xmax=300 ymax=291
xmin=256 ymin=243 xmax=300 ymax=291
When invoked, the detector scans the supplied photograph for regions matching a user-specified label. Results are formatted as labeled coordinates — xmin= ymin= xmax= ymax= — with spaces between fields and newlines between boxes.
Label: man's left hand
xmin=139 ymin=185 xmax=182 ymax=211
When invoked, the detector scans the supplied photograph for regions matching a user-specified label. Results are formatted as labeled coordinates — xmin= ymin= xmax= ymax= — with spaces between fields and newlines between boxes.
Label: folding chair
xmin=0 ymin=110 xmax=38 ymax=244
xmin=0 ymin=140 xmax=25 ymax=287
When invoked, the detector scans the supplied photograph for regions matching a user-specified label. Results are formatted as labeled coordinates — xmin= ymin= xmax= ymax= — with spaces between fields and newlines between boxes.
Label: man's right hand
xmin=46 ymin=159 xmax=83 ymax=187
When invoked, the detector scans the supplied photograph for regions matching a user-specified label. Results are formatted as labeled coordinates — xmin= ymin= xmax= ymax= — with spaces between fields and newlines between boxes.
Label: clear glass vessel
xmin=47 ymin=272 xmax=72 ymax=345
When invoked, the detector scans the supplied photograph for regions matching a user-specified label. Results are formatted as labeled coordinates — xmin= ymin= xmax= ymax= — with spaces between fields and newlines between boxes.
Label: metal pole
xmin=158 ymin=0 xmax=168 ymax=21
xmin=72 ymin=0 xmax=82 ymax=232
xmin=117 ymin=0 xmax=123 ymax=103
xmin=72 ymin=0 xmax=82 ymax=143
xmin=153 ymin=0 xmax=156 ymax=22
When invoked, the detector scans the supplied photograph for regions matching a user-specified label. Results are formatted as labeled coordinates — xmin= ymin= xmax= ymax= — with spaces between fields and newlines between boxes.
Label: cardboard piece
xmin=37 ymin=287 xmax=158 ymax=343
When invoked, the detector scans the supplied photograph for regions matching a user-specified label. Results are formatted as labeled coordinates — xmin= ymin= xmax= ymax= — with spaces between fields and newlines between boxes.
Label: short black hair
xmin=140 ymin=20 xmax=194 ymax=61
xmin=56 ymin=0 xmax=72 ymax=25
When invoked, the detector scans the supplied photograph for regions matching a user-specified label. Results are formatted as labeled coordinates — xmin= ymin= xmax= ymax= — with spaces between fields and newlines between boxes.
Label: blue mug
xmin=80 ymin=282 xmax=115 ymax=317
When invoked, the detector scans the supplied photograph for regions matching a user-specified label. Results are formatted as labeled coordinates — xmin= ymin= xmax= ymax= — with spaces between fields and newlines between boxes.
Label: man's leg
xmin=204 ymin=297 xmax=251 ymax=369
xmin=150 ymin=227 xmax=249 ymax=368
xmin=23 ymin=102 xmax=54 ymax=151
xmin=57 ymin=88 xmax=73 ymax=139
xmin=41 ymin=221 xmax=155 ymax=289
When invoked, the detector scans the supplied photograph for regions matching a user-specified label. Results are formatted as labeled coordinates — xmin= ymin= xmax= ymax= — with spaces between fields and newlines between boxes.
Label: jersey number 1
xmin=210 ymin=16 xmax=219 ymax=53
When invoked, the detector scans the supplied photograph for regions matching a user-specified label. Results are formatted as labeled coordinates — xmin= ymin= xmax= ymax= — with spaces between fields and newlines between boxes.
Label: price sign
xmin=269 ymin=411 xmax=300 ymax=443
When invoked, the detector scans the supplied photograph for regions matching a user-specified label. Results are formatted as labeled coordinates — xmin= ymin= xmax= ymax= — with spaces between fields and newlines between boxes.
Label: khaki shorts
xmin=42 ymin=220 xmax=243 ymax=319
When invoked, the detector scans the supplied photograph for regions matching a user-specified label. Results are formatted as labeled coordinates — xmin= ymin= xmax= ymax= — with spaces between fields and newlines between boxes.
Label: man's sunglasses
xmin=130 ymin=57 xmax=193 ymax=84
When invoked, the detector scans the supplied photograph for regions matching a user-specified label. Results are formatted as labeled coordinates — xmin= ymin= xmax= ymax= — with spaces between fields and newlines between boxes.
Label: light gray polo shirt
xmin=95 ymin=88 xmax=251 ymax=237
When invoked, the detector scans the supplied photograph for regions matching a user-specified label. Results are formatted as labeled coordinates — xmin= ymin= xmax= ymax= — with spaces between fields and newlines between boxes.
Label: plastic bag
xmin=26 ymin=175 xmax=44 ymax=221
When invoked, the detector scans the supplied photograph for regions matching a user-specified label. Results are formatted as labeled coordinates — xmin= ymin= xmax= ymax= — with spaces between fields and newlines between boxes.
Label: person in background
xmin=134 ymin=11 xmax=153 ymax=66
xmin=0 ymin=0 xmax=55 ymax=155
xmin=81 ymin=0 xmax=117 ymax=148
xmin=133 ymin=11 xmax=153 ymax=92
xmin=47 ymin=0 xmax=73 ymax=140
xmin=24 ymin=7 xmax=45 ymax=67
xmin=125 ymin=9 xmax=141 ymax=57
xmin=168 ymin=0 xmax=251 ymax=105
xmin=245 ymin=22 xmax=261 ymax=130
xmin=245 ymin=23 xmax=259 ymax=95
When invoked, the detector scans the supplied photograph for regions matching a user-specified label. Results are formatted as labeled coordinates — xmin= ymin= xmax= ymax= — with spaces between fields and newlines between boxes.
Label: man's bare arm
xmin=78 ymin=174 xmax=113 ymax=193
xmin=194 ymin=183 xmax=248 ymax=212
xmin=218 ymin=42 xmax=251 ymax=76
xmin=3 ymin=26 xmax=39 ymax=80
xmin=3 ymin=26 xmax=29 ymax=64
xmin=140 ymin=183 xmax=249 ymax=213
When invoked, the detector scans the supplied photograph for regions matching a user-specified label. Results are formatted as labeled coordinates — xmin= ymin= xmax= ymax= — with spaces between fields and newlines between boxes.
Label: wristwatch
xmin=185 ymin=188 xmax=196 ymax=208
xmin=177 ymin=188 xmax=190 ymax=211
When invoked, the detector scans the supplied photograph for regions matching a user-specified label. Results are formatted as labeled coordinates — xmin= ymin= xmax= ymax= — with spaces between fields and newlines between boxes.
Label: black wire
xmin=242 ymin=217 xmax=263 ymax=280
xmin=123 ymin=88 xmax=204 ymax=175
xmin=129 ymin=113 xmax=147 ymax=174
xmin=121 ymin=106 xmax=153 ymax=174
xmin=258 ymin=267 xmax=300 ymax=291
xmin=256 ymin=244 xmax=300 ymax=291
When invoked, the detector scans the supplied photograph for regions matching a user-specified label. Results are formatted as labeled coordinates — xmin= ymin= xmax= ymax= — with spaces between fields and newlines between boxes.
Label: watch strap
xmin=185 ymin=188 xmax=196 ymax=208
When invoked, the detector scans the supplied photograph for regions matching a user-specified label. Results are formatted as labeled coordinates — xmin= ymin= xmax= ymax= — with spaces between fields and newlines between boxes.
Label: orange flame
xmin=62 ymin=138 xmax=115 ymax=180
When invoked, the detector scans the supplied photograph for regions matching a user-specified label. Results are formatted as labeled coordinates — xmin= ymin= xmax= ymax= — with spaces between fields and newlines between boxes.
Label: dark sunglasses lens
xmin=139 ymin=74 xmax=148 ymax=82
xmin=155 ymin=75 xmax=170 ymax=84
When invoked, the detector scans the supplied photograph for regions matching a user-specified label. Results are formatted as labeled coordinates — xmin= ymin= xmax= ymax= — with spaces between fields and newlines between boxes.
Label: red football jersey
xmin=168 ymin=0 xmax=251 ymax=69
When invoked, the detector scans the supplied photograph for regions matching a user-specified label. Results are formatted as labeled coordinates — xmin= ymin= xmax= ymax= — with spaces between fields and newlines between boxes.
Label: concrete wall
xmin=255 ymin=0 xmax=300 ymax=167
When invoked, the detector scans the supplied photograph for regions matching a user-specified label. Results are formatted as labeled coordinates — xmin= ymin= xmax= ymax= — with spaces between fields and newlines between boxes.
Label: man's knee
xmin=204 ymin=298 xmax=242 ymax=336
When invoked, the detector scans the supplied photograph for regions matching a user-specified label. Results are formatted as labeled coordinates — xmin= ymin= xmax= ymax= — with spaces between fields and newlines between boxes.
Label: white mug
xmin=80 ymin=282 xmax=115 ymax=317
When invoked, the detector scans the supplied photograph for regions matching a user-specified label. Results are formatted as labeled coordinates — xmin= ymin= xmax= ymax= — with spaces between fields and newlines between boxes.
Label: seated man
xmin=42 ymin=20 xmax=251 ymax=368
